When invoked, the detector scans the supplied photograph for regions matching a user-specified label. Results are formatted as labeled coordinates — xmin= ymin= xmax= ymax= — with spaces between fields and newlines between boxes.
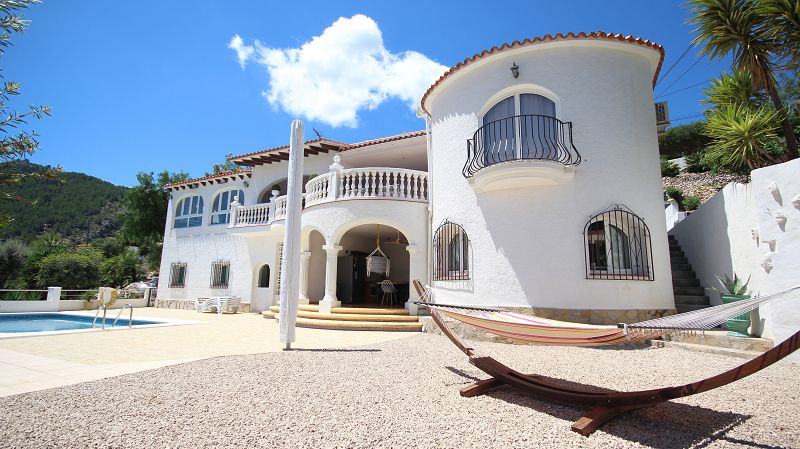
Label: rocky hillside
xmin=662 ymin=171 xmax=750 ymax=203
xmin=0 ymin=160 xmax=128 ymax=242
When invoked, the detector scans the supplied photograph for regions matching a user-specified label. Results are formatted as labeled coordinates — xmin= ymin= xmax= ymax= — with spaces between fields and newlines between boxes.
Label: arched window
xmin=482 ymin=93 xmax=557 ymax=163
xmin=584 ymin=205 xmax=653 ymax=280
xmin=257 ymin=264 xmax=270 ymax=288
xmin=433 ymin=220 xmax=470 ymax=280
xmin=211 ymin=189 xmax=245 ymax=225
xmin=174 ymin=195 xmax=204 ymax=228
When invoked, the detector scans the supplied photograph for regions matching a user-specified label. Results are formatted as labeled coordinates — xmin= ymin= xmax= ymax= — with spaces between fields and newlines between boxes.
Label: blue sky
xmin=7 ymin=0 xmax=731 ymax=186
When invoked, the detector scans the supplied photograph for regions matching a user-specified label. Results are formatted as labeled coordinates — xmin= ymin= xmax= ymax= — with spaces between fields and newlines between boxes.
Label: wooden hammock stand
xmin=412 ymin=280 xmax=800 ymax=436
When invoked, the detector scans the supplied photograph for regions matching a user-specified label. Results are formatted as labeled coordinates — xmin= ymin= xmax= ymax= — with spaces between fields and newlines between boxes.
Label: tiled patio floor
xmin=0 ymin=308 xmax=414 ymax=397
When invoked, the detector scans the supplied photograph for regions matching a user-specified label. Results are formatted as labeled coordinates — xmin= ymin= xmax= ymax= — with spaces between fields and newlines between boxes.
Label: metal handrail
xmin=463 ymin=114 xmax=582 ymax=178
xmin=112 ymin=304 xmax=134 ymax=328
xmin=92 ymin=304 xmax=108 ymax=330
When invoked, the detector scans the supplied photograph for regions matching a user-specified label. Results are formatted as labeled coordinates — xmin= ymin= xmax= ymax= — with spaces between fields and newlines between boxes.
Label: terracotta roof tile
xmin=346 ymin=130 xmax=426 ymax=149
xmin=420 ymin=31 xmax=665 ymax=114
xmin=164 ymin=169 xmax=252 ymax=190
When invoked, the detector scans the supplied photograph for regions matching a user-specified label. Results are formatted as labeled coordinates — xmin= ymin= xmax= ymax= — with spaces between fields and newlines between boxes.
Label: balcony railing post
xmin=228 ymin=196 xmax=240 ymax=229
xmin=267 ymin=189 xmax=279 ymax=223
xmin=328 ymin=155 xmax=343 ymax=201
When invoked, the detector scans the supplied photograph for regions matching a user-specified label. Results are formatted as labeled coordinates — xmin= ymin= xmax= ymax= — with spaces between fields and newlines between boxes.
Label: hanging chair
xmin=366 ymin=225 xmax=390 ymax=277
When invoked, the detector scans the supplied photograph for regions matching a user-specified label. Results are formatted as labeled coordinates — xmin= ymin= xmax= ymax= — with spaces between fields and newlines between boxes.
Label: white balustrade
xmin=271 ymin=195 xmax=288 ymax=221
xmin=233 ymin=202 xmax=271 ymax=227
xmin=232 ymin=168 xmax=428 ymax=228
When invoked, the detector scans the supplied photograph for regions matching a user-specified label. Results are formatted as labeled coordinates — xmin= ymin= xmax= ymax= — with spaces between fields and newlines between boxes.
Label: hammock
xmin=418 ymin=286 xmax=800 ymax=347
xmin=411 ymin=280 xmax=800 ymax=437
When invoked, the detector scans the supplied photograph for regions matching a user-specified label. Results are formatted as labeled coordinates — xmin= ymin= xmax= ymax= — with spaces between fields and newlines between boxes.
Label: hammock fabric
xmin=422 ymin=286 xmax=800 ymax=347
xmin=412 ymin=280 xmax=800 ymax=436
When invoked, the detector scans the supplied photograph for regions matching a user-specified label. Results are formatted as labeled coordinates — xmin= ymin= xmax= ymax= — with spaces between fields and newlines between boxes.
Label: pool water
xmin=0 ymin=313 xmax=161 ymax=333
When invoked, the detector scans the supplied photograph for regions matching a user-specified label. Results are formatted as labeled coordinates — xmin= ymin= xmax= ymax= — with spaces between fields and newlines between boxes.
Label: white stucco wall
xmin=426 ymin=40 xmax=673 ymax=310
xmin=671 ymin=158 xmax=800 ymax=358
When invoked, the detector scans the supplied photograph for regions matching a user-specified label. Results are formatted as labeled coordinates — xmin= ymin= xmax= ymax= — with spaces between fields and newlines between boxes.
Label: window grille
xmin=211 ymin=189 xmax=245 ymax=225
xmin=169 ymin=262 xmax=187 ymax=288
xmin=433 ymin=220 xmax=470 ymax=280
xmin=174 ymin=195 xmax=204 ymax=228
xmin=584 ymin=205 xmax=654 ymax=280
xmin=210 ymin=261 xmax=231 ymax=288
xmin=257 ymin=264 xmax=270 ymax=288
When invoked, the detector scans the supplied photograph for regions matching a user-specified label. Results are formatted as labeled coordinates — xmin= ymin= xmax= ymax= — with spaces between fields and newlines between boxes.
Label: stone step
xmin=672 ymin=271 xmax=697 ymax=280
xmin=291 ymin=317 xmax=423 ymax=332
xmin=669 ymin=250 xmax=684 ymax=257
xmin=676 ymin=303 xmax=711 ymax=314
xmin=673 ymin=286 xmax=704 ymax=295
xmin=267 ymin=309 xmax=419 ymax=322
xmin=662 ymin=329 xmax=773 ymax=353
xmin=670 ymin=263 xmax=691 ymax=271
xmin=673 ymin=278 xmax=701 ymax=287
xmin=674 ymin=294 xmax=709 ymax=306
xmin=670 ymin=256 xmax=688 ymax=264
xmin=268 ymin=304 xmax=409 ymax=316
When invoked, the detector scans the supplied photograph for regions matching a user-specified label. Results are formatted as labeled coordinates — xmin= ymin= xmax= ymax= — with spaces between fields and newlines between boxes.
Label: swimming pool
xmin=0 ymin=313 xmax=163 ymax=334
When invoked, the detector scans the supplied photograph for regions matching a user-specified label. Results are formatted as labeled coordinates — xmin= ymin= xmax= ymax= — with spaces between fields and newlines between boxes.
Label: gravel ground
xmin=1 ymin=333 xmax=798 ymax=449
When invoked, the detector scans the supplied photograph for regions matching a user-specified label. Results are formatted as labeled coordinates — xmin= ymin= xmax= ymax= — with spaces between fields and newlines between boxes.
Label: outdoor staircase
xmin=263 ymin=304 xmax=423 ymax=332
xmin=669 ymin=235 xmax=711 ymax=313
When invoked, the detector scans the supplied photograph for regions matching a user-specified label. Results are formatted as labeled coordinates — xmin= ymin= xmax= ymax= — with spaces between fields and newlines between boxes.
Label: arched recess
xmin=305 ymin=229 xmax=327 ymax=301
xmin=335 ymin=223 xmax=410 ymax=306
xmin=583 ymin=205 xmax=653 ymax=280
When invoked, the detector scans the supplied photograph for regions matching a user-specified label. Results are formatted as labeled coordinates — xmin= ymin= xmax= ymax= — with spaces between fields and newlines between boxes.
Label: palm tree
xmin=704 ymin=103 xmax=784 ymax=171
xmin=689 ymin=0 xmax=799 ymax=158
xmin=759 ymin=0 xmax=800 ymax=70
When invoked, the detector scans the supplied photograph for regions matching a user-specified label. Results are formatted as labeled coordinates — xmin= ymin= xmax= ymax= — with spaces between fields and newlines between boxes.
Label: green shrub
xmin=665 ymin=186 xmax=683 ymax=203
xmin=91 ymin=237 xmax=127 ymax=258
xmin=661 ymin=158 xmax=680 ymax=177
xmin=683 ymin=151 xmax=710 ymax=173
xmin=682 ymin=196 xmax=701 ymax=211
xmin=36 ymin=252 xmax=101 ymax=289
xmin=1 ymin=290 xmax=43 ymax=301
xmin=100 ymin=250 xmax=144 ymax=287
xmin=0 ymin=239 xmax=29 ymax=287
xmin=658 ymin=121 xmax=711 ymax=158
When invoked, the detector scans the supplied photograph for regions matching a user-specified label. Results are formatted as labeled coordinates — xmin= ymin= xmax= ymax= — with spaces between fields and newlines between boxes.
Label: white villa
xmin=156 ymin=32 xmax=675 ymax=323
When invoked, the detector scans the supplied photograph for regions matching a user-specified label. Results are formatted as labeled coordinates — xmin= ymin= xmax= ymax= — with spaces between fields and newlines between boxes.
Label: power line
xmin=656 ymin=44 xmax=693 ymax=86
xmin=654 ymin=80 xmax=711 ymax=99
xmin=655 ymin=55 xmax=705 ymax=97
xmin=670 ymin=113 xmax=705 ymax=122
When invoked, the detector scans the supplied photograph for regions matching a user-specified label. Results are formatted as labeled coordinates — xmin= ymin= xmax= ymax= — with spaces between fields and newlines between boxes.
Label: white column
xmin=319 ymin=244 xmax=342 ymax=314
xmin=405 ymin=244 xmax=423 ymax=315
xmin=298 ymin=251 xmax=312 ymax=304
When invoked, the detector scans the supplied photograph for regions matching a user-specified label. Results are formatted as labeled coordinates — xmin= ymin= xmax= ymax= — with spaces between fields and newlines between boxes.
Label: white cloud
xmin=228 ymin=34 xmax=254 ymax=69
xmin=229 ymin=15 xmax=447 ymax=128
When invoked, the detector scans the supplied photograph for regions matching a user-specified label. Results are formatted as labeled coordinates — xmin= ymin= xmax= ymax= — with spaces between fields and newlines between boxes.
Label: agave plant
xmin=703 ymin=103 xmax=785 ymax=171
xmin=714 ymin=273 xmax=751 ymax=295
xmin=703 ymin=70 xmax=766 ymax=109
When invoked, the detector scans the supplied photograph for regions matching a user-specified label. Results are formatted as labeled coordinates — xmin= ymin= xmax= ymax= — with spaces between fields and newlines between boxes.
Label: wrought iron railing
xmin=463 ymin=114 xmax=581 ymax=178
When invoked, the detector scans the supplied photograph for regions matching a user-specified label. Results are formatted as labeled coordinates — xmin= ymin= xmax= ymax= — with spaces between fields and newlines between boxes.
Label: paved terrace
xmin=0 ymin=333 xmax=798 ymax=448
xmin=0 ymin=308 xmax=412 ymax=397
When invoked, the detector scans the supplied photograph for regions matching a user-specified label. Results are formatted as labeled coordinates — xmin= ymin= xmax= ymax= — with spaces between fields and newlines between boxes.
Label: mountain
xmin=0 ymin=160 xmax=128 ymax=242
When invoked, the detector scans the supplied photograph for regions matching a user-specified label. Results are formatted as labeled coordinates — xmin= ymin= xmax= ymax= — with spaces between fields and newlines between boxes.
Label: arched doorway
xmin=336 ymin=224 xmax=410 ymax=307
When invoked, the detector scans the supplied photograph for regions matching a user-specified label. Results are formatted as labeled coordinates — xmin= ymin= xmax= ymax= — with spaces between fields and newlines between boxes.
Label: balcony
xmin=464 ymin=115 xmax=581 ymax=191
xmin=230 ymin=167 xmax=428 ymax=228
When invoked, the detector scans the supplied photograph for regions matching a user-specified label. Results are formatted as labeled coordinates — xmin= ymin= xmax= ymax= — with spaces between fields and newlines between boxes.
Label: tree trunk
xmin=767 ymin=82 xmax=799 ymax=159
